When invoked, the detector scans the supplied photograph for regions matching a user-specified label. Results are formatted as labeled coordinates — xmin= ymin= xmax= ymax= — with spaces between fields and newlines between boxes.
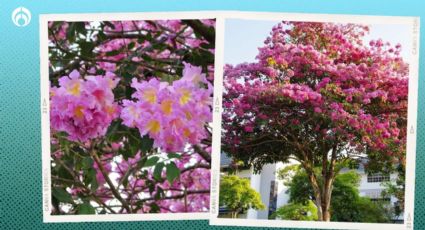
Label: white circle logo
xmin=12 ymin=7 xmax=31 ymax=27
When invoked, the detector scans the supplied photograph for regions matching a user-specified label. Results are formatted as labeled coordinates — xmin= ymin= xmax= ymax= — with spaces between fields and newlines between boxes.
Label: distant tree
xmin=274 ymin=200 xmax=318 ymax=221
xmin=219 ymin=175 xmax=266 ymax=218
xmin=278 ymin=165 xmax=390 ymax=222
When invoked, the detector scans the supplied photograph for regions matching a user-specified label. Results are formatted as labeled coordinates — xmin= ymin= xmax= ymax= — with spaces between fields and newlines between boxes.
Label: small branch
xmin=90 ymin=149 xmax=131 ymax=212
xmin=138 ymin=189 xmax=209 ymax=203
xmin=184 ymin=187 xmax=188 ymax=212
xmin=181 ymin=163 xmax=210 ymax=174
xmin=50 ymin=59 xmax=81 ymax=79
xmin=182 ymin=20 xmax=215 ymax=44
xmin=193 ymin=145 xmax=211 ymax=163
xmin=53 ymin=159 xmax=116 ymax=214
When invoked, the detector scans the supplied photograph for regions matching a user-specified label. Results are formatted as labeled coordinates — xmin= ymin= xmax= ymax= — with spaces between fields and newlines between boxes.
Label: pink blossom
xmin=50 ymin=70 xmax=120 ymax=142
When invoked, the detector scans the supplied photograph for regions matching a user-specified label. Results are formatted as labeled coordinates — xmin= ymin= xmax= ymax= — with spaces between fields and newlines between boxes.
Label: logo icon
xmin=12 ymin=7 xmax=31 ymax=27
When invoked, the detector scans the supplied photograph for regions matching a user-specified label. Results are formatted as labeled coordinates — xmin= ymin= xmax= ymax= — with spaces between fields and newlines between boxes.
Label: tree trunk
xmin=321 ymin=185 xmax=332 ymax=221
xmin=297 ymin=144 xmax=337 ymax=221
xmin=322 ymin=208 xmax=331 ymax=221
xmin=231 ymin=211 xmax=239 ymax=218
xmin=321 ymin=175 xmax=333 ymax=221
xmin=302 ymin=156 xmax=335 ymax=221
xmin=319 ymin=145 xmax=337 ymax=221
xmin=304 ymin=165 xmax=324 ymax=221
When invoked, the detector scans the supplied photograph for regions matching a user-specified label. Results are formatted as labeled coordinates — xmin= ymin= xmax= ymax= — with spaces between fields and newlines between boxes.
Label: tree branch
xmin=138 ymin=189 xmax=209 ymax=203
xmin=53 ymin=159 xmax=117 ymax=214
xmin=193 ymin=145 xmax=211 ymax=163
xmin=90 ymin=149 xmax=131 ymax=212
xmin=182 ymin=20 xmax=215 ymax=44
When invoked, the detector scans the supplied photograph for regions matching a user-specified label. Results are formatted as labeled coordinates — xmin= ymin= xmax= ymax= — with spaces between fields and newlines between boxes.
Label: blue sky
xmin=224 ymin=19 xmax=411 ymax=65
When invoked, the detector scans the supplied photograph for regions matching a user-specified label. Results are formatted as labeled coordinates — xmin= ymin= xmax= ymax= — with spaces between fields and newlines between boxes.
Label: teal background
xmin=0 ymin=0 xmax=423 ymax=229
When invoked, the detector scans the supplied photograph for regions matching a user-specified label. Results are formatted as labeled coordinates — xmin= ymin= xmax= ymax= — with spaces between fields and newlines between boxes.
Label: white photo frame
xmin=209 ymin=11 xmax=420 ymax=230
xmin=40 ymin=11 xmax=219 ymax=223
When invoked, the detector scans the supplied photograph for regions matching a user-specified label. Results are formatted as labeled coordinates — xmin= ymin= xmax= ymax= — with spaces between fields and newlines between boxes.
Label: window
xmin=367 ymin=174 xmax=390 ymax=183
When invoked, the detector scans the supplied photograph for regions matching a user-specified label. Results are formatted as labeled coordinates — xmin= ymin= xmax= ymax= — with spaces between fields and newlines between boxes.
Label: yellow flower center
xmin=160 ymin=100 xmax=173 ymax=115
xmin=67 ymin=82 xmax=81 ymax=96
xmin=183 ymin=128 xmax=191 ymax=137
xmin=179 ymin=89 xmax=191 ymax=105
xmin=106 ymin=106 xmax=116 ymax=115
xmin=267 ymin=57 xmax=276 ymax=66
xmin=143 ymin=89 xmax=157 ymax=104
xmin=147 ymin=120 xmax=161 ymax=134
xmin=74 ymin=106 xmax=84 ymax=119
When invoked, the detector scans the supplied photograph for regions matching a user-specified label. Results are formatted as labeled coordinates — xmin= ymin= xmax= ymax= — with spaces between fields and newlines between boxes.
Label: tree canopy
xmin=219 ymin=175 xmax=265 ymax=218
xmin=222 ymin=21 xmax=408 ymax=221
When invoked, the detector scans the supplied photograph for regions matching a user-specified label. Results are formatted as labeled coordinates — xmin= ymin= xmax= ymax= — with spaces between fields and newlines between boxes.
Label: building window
xmin=367 ymin=174 xmax=390 ymax=183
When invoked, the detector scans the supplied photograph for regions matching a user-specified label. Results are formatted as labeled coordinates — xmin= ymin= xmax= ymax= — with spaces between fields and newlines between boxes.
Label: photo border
xmin=40 ymin=11 xmax=219 ymax=223
xmin=209 ymin=11 xmax=420 ymax=230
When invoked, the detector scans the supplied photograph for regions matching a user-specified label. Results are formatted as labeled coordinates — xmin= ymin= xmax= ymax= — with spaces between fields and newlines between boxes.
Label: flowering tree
xmin=222 ymin=21 xmax=408 ymax=221
xmin=48 ymin=19 xmax=215 ymax=214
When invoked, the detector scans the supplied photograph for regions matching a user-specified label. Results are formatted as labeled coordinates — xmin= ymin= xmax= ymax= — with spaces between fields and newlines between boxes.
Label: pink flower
xmin=121 ymin=64 xmax=212 ymax=152
xmin=244 ymin=125 xmax=254 ymax=132
xmin=50 ymin=70 xmax=120 ymax=142
xmin=182 ymin=62 xmax=207 ymax=85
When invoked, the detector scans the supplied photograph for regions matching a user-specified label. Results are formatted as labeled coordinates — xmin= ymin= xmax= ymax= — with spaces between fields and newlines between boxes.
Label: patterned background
xmin=0 ymin=0 xmax=423 ymax=229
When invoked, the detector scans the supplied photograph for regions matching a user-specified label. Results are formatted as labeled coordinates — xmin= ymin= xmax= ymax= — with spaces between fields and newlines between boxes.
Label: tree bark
xmin=319 ymin=145 xmax=337 ymax=222
xmin=301 ymin=145 xmax=337 ymax=221
xmin=301 ymin=160 xmax=323 ymax=221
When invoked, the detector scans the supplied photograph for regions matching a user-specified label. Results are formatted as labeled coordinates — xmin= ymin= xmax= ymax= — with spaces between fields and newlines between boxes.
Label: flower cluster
xmin=223 ymin=21 xmax=408 ymax=162
xmin=50 ymin=70 xmax=120 ymax=142
xmin=49 ymin=19 xmax=215 ymax=214
xmin=121 ymin=63 xmax=213 ymax=152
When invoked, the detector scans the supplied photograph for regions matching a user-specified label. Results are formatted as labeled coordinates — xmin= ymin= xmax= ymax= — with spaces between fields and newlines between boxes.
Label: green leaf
xmin=52 ymin=187 xmax=74 ymax=204
xmin=77 ymin=203 xmax=96 ymax=214
xmin=83 ymin=168 xmax=97 ymax=187
xmin=167 ymin=153 xmax=181 ymax=159
xmin=81 ymin=157 xmax=93 ymax=170
xmin=105 ymin=49 xmax=121 ymax=56
xmin=166 ymin=162 xmax=181 ymax=184
xmin=143 ymin=156 xmax=160 ymax=168
xmin=90 ymin=176 xmax=99 ymax=191
xmin=74 ymin=22 xmax=86 ymax=35
xmin=153 ymin=162 xmax=165 ymax=181
xmin=122 ymin=176 xmax=129 ymax=188
xmin=97 ymin=31 xmax=107 ymax=42
xmin=127 ymin=42 xmax=136 ymax=50
xmin=105 ymin=120 xmax=123 ymax=142
xmin=140 ymin=135 xmax=154 ymax=152
xmin=57 ymin=165 xmax=74 ymax=181
xmin=154 ymin=186 xmax=164 ymax=200
xmin=79 ymin=41 xmax=95 ymax=58
xmin=126 ymin=63 xmax=137 ymax=74
xmin=66 ymin=23 xmax=77 ymax=41
xmin=137 ymin=37 xmax=146 ymax=44
xmin=149 ymin=203 xmax=160 ymax=213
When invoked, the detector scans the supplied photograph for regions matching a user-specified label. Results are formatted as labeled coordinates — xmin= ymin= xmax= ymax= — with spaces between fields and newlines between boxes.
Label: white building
xmin=220 ymin=153 xmax=403 ymax=222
